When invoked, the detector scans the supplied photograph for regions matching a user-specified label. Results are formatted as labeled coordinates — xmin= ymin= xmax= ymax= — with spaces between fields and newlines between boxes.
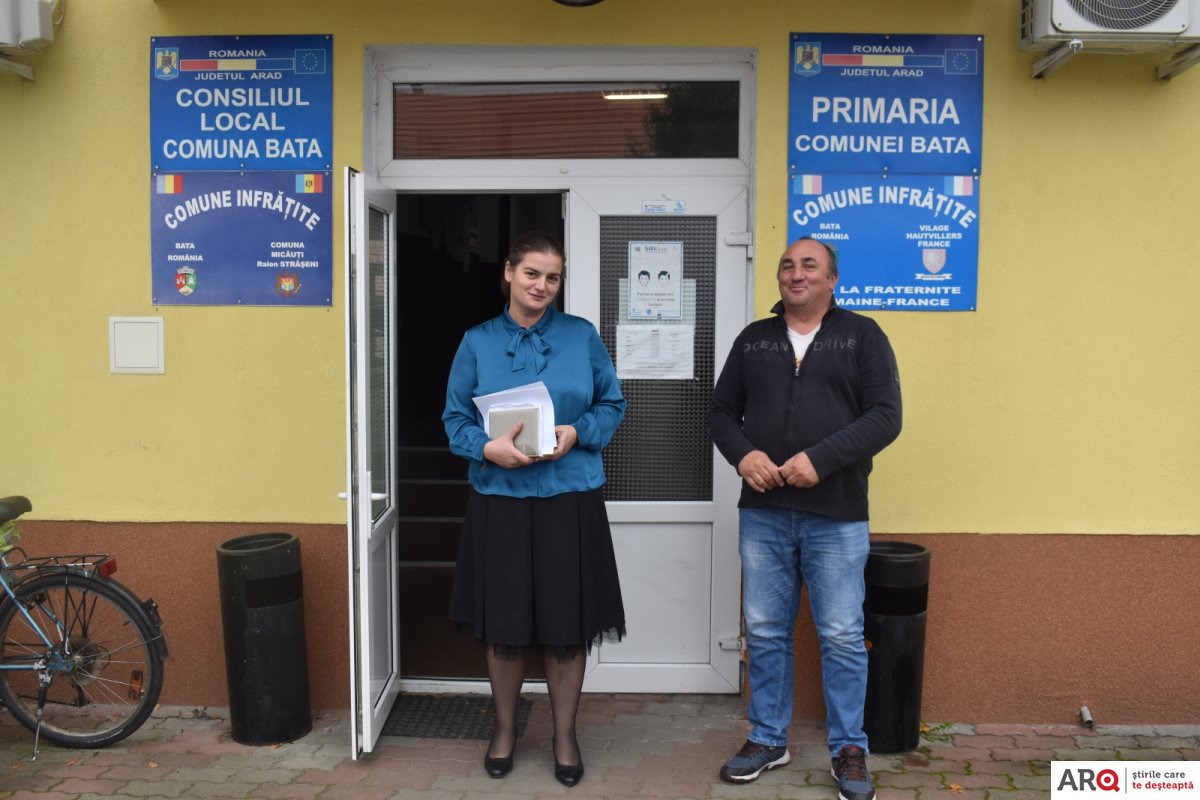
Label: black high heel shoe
xmin=554 ymin=758 xmax=584 ymax=787
xmin=484 ymin=753 xmax=513 ymax=778
xmin=484 ymin=738 xmax=513 ymax=778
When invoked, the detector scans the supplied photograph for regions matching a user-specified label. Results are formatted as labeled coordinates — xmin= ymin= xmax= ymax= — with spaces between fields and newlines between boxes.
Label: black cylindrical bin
xmin=216 ymin=533 xmax=312 ymax=745
xmin=863 ymin=541 xmax=930 ymax=754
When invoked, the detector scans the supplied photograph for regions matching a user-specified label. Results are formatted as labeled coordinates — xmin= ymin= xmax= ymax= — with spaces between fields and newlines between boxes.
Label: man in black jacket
xmin=710 ymin=238 xmax=901 ymax=800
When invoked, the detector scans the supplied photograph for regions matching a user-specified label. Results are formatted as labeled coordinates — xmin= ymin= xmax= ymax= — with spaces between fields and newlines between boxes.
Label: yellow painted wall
xmin=3 ymin=1 xmax=1197 ymax=534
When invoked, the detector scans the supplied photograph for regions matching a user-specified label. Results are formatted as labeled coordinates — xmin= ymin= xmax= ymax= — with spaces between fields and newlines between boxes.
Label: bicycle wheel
xmin=0 ymin=572 xmax=164 ymax=748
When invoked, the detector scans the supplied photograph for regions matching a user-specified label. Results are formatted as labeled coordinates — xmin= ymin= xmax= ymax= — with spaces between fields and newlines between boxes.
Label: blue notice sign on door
xmin=150 ymin=34 xmax=332 ymax=172
xmin=151 ymin=171 xmax=333 ymax=306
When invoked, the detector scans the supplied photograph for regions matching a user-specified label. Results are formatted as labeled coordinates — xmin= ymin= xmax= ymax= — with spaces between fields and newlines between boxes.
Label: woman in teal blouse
xmin=442 ymin=231 xmax=626 ymax=788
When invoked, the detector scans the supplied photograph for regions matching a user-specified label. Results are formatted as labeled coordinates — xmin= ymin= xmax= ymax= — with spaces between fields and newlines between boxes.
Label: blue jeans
xmin=739 ymin=506 xmax=870 ymax=755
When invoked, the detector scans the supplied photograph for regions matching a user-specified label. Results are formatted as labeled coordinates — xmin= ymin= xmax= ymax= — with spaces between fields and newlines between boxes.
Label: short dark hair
xmin=782 ymin=237 xmax=839 ymax=279
xmin=501 ymin=231 xmax=565 ymax=298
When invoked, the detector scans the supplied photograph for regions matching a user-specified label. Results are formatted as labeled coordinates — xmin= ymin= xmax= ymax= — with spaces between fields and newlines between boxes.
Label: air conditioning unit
xmin=1021 ymin=0 xmax=1200 ymax=52
xmin=0 ymin=0 xmax=53 ymax=56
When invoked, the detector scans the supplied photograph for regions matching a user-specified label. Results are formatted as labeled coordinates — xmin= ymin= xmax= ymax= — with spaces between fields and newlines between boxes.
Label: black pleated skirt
xmin=449 ymin=488 xmax=626 ymax=658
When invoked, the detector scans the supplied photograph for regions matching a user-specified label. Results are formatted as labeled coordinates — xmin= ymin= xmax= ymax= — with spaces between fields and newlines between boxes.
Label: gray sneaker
xmin=719 ymin=739 xmax=791 ymax=783
xmin=831 ymin=745 xmax=876 ymax=800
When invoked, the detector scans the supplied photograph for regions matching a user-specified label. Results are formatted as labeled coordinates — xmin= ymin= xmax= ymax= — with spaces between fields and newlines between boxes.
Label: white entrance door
xmin=345 ymin=168 xmax=401 ymax=757
xmin=567 ymin=183 xmax=749 ymax=693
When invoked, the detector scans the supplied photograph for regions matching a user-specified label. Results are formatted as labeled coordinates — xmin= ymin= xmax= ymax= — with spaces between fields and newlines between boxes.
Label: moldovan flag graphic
xmin=296 ymin=174 xmax=324 ymax=193
xmin=945 ymin=176 xmax=974 ymax=196
xmin=795 ymin=175 xmax=823 ymax=195
xmin=156 ymin=174 xmax=183 ymax=194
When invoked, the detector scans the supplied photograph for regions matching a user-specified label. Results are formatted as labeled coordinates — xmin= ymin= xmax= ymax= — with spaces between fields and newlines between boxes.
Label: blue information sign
xmin=787 ymin=173 xmax=979 ymax=311
xmin=151 ymin=171 xmax=333 ymax=306
xmin=788 ymin=33 xmax=983 ymax=176
xmin=150 ymin=34 xmax=332 ymax=172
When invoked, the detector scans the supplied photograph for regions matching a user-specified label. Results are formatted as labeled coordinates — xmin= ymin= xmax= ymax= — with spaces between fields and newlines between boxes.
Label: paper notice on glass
xmin=628 ymin=241 xmax=683 ymax=319
xmin=472 ymin=381 xmax=557 ymax=456
xmin=615 ymin=324 xmax=694 ymax=380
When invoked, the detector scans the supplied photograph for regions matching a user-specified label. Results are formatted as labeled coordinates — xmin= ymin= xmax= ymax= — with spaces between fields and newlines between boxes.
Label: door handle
xmin=337 ymin=492 xmax=387 ymax=501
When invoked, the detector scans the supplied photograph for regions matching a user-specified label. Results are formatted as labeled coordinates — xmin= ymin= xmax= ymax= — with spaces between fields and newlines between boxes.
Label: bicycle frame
xmin=0 ymin=503 xmax=169 ymax=758
xmin=0 ymin=569 xmax=58 ymax=659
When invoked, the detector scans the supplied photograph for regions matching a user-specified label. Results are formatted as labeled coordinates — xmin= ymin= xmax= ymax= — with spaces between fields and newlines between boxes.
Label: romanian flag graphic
xmin=296 ymin=174 xmax=324 ymax=193
xmin=823 ymin=52 xmax=945 ymax=68
xmin=156 ymin=174 xmax=184 ymax=194
xmin=795 ymin=175 xmax=823 ymax=195
xmin=944 ymin=176 xmax=974 ymax=196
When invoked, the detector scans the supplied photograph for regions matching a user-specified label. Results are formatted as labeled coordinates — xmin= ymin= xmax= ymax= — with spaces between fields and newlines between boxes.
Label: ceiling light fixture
xmin=602 ymin=90 xmax=668 ymax=101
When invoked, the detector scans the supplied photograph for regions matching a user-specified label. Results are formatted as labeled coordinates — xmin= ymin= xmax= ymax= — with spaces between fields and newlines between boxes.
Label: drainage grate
xmin=380 ymin=694 xmax=532 ymax=740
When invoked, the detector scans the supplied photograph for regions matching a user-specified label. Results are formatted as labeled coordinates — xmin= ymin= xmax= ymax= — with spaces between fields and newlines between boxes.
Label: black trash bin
xmin=216 ymin=533 xmax=312 ymax=745
xmin=863 ymin=540 xmax=930 ymax=754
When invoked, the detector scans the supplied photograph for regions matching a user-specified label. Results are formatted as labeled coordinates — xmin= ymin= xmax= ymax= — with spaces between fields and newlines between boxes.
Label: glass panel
xmin=600 ymin=217 xmax=716 ymax=501
xmin=368 ymin=524 xmax=395 ymax=691
xmin=393 ymin=82 xmax=739 ymax=159
xmin=368 ymin=205 xmax=391 ymax=521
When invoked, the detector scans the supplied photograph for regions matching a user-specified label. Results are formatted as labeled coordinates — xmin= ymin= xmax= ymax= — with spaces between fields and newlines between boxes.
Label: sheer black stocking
xmin=543 ymin=648 xmax=586 ymax=767
xmin=486 ymin=646 xmax=526 ymax=759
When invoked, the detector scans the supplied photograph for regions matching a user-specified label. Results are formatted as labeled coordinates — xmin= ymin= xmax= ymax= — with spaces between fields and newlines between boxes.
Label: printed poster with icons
xmin=150 ymin=171 xmax=332 ymax=305
xmin=787 ymin=32 xmax=983 ymax=311
xmin=149 ymin=34 xmax=332 ymax=305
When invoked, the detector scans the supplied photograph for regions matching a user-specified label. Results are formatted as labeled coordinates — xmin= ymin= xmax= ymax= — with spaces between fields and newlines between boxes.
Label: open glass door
xmin=345 ymin=168 xmax=400 ymax=758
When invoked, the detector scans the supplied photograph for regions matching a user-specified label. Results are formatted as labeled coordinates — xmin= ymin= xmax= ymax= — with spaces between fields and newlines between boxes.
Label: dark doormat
xmin=380 ymin=694 xmax=533 ymax=739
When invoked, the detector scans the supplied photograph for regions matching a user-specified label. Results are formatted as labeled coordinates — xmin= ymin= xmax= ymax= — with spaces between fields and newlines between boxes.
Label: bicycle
xmin=0 ymin=495 xmax=168 ymax=758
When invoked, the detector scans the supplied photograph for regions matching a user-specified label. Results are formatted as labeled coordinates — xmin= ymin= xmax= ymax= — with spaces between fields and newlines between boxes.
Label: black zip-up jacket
xmin=709 ymin=301 xmax=902 ymax=521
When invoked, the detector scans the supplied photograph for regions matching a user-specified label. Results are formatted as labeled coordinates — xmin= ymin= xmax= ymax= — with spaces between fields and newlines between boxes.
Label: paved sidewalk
xmin=1 ymin=694 xmax=1197 ymax=799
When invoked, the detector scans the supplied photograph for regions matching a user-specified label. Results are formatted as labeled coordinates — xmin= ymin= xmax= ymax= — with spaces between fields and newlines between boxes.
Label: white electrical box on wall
xmin=110 ymin=317 xmax=166 ymax=375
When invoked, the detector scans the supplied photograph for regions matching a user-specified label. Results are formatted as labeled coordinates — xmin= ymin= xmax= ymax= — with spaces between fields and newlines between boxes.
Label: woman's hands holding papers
xmin=483 ymin=423 xmax=536 ymax=468
xmin=483 ymin=423 xmax=578 ymax=467
xmin=540 ymin=425 xmax=577 ymax=462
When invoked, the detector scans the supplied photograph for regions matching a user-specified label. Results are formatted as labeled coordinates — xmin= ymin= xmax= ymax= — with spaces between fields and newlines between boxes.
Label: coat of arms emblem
xmin=175 ymin=266 xmax=196 ymax=296
xmin=154 ymin=48 xmax=180 ymax=80
xmin=795 ymin=43 xmax=822 ymax=76
xmin=277 ymin=271 xmax=301 ymax=298
xmin=921 ymin=249 xmax=947 ymax=274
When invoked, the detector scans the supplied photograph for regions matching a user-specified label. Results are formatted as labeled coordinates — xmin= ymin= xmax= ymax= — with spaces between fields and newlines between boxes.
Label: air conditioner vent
xmin=1022 ymin=0 xmax=1200 ymax=78
xmin=1066 ymin=0 xmax=1183 ymax=30
xmin=1022 ymin=0 xmax=1200 ymax=50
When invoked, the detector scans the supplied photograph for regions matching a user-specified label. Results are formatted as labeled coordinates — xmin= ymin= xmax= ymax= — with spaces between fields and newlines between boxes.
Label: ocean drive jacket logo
xmin=743 ymin=337 xmax=857 ymax=354
xmin=744 ymin=340 xmax=788 ymax=353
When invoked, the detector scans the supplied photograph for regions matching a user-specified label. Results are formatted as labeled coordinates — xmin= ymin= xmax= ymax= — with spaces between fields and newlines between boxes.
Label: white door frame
xmin=363 ymin=45 xmax=755 ymax=185
xmin=361 ymin=44 xmax=756 ymax=696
